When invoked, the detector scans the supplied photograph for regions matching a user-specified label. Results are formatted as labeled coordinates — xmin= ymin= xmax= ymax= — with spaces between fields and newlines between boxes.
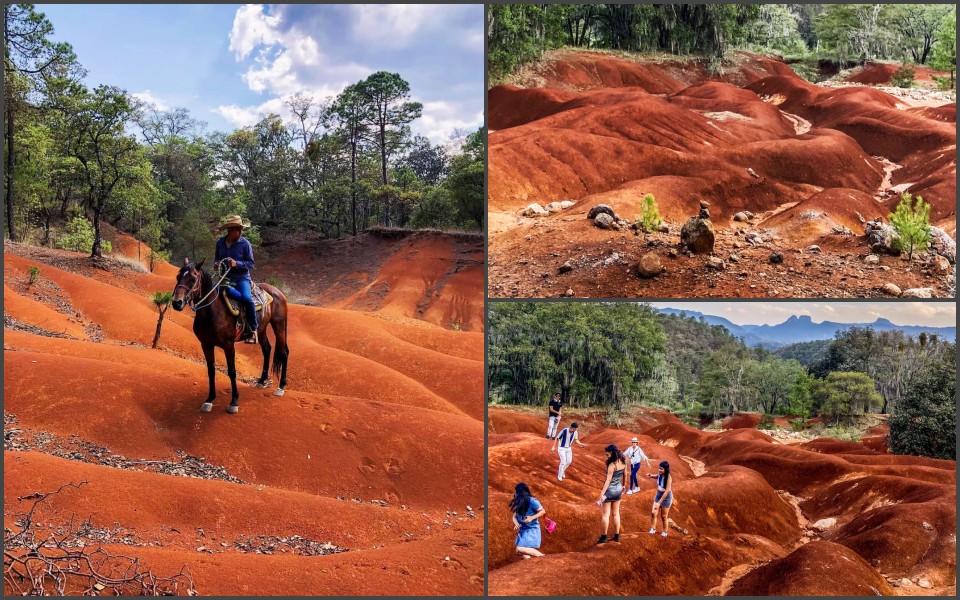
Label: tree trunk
xmin=350 ymin=140 xmax=357 ymax=236
xmin=5 ymin=106 xmax=15 ymax=242
xmin=152 ymin=307 xmax=167 ymax=348
xmin=91 ymin=206 xmax=103 ymax=258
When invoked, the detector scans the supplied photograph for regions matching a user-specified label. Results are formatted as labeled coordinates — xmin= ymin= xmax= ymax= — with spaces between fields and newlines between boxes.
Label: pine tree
xmin=888 ymin=192 xmax=931 ymax=261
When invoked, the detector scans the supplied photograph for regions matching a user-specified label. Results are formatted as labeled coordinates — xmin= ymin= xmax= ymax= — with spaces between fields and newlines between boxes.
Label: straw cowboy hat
xmin=631 ymin=437 xmax=639 ymax=442
xmin=218 ymin=215 xmax=250 ymax=231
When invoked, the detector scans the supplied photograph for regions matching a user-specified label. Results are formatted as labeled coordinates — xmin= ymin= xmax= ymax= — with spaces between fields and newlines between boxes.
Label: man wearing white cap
xmin=623 ymin=437 xmax=651 ymax=495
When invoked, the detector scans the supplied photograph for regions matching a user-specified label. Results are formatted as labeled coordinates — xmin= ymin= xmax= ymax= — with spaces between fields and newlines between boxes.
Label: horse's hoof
xmin=226 ymin=405 xmax=239 ymax=414
xmin=254 ymin=380 xmax=272 ymax=389
xmin=200 ymin=402 xmax=213 ymax=413
xmin=273 ymin=388 xmax=285 ymax=397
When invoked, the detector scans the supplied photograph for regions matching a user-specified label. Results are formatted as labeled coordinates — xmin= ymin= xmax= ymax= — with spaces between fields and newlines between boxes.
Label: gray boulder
xmin=587 ymin=204 xmax=617 ymax=220
xmin=594 ymin=213 xmax=618 ymax=230
xmin=522 ymin=203 xmax=548 ymax=217
xmin=928 ymin=226 xmax=956 ymax=264
xmin=680 ymin=215 xmax=715 ymax=254
xmin=865 ymin=220 xmax=901 ymax=256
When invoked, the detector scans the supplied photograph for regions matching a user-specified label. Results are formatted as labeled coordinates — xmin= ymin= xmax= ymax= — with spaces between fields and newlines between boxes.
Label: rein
xmin=183 ymin=264 xmax=231 ymax=312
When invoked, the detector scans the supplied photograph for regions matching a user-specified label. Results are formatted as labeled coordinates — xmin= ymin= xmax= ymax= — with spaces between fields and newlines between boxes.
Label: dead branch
xmin=4 ymin=481 xmax=198 ymax=596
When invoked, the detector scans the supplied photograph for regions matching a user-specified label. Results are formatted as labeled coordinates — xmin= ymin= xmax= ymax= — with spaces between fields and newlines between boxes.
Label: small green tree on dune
xmin=151 ymin=290 xmax=173 ymax=349
xmin=639 ymin=193 xmax=663 ymax=233
xmin=888 ymin=192 xmax=931 ymax=261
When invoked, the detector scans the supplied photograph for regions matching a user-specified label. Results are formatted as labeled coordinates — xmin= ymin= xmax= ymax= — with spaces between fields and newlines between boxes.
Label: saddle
xmin=220 ymin=281 xmax=273 ymax=339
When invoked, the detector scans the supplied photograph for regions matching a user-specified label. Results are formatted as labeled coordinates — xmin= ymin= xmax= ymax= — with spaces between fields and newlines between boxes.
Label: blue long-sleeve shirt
xmin=215 ymin=235 xmax=255 ymax=282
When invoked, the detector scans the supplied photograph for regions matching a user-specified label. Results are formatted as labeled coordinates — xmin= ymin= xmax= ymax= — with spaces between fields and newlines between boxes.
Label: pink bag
xmin=545 ymin=518 xmax=558 ymax=534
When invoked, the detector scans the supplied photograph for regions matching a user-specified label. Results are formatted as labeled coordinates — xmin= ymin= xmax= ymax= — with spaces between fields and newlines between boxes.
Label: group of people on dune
xmin=510 ymin=394 xmax=676 ymax=559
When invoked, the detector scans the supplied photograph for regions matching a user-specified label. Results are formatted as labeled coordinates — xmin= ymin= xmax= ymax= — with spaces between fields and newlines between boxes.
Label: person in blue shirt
xmin=510 ymin=482 xmax=546 ymax=558
xmin=215 ymin=215 xmax=259 ymax=344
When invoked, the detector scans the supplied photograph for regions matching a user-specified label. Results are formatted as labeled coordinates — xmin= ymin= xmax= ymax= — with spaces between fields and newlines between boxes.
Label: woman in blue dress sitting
xmin=510 ymin=482 xmax=546 ymax=559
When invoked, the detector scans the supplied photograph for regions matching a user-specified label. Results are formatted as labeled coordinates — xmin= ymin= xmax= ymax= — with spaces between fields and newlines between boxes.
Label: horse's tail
xmin=271 ymin=307 xmax=288 ymax=380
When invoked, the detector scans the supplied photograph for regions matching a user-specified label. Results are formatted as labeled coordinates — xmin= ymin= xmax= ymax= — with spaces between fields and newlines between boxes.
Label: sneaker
xmin=661 ymin=531 xmax=668 ymax=538
xmin=648 ymin=528 xmax=656 ymax=535
xmin=596 ymin=535 xmax=607 ymax=544
xmin=557 ymin=474 xmax=563 ymax=482
xmin=612 ymin=534 xmax=620 ymax=542
xmin=546 ymin=435 xmax=551 ymax=439
xmin=244 ymin=330 xmax=259 ymax=344
xmin=626 ymin=489 xmax=634 ymax=495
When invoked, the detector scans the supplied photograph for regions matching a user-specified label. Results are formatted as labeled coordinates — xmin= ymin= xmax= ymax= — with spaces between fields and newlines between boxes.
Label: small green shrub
xmin=55 ymin=217 xmax=95 ymax=253
xmin=757 ymin=414 xmax=776 ymax=429
xmin=932 ymin=75 xmax=955 ymax=91
xmin=818 ymin=425 xmax=862 ymax=443
xmin=891 ymin=66 xmax=915 ymax=88
xmin=889 ymin=192 xmax=931 ymax=260
xmin=639 ymin=193 xmax=663 ymax=233
xmin=28 ymin=265 xmax=40 ymax=286
xmin=790 ymin=61 xmax=819 ymax=82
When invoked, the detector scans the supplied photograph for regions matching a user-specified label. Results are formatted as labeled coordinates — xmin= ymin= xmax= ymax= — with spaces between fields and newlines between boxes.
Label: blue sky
xmin=38 ymin=4 xmax=484 ymax=143
xmin=650 ymin=302 xmax=956 ymax=327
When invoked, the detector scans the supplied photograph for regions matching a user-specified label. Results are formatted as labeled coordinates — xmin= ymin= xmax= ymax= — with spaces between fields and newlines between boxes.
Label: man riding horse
xmin=215 ymin=215 xmax=259 ymax=344
xmin=170 ymin=214 xmax=290 ymax=414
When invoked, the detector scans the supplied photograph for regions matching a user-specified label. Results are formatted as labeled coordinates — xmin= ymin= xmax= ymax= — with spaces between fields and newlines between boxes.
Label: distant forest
xmin=487 ymin=303 xmax=956 ymax=459
xmin=488 ymin=4 xmax=957 ymax=84
xmin=4 ymin=4 xmax=483 ymax=266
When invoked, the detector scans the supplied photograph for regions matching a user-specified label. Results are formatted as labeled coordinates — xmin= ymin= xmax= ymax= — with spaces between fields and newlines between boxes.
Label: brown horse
xmin=170 ymin=258 xmax=290 ymax=414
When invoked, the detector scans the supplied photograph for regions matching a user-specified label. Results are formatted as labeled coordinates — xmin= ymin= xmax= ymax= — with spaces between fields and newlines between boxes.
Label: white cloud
xmin=415 ymin=100 xmax=483 ymax=145
xmin=227 ymin=4 xmax=370 ymax=100
xmin=213 ymin=85 xmax=344 ymax=129
xmin=229 ymin=4 xmax=282 ymax=60
xmin=132 ymin=90 xmax=169 ymax=111
xmin=346 ymin=4 xmax=434 ymax=47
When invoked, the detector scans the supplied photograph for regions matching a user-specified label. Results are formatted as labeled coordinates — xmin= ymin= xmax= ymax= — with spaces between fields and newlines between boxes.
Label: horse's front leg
xmin=200 ymin=343 xmax=216 ymax=413
xmin=224 ymin=343 xmax=240 ymax=414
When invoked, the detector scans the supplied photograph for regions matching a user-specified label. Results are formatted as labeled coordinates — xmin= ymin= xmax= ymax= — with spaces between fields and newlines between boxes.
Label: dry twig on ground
xmin=4 ymin=481 xmax=198 ymax=596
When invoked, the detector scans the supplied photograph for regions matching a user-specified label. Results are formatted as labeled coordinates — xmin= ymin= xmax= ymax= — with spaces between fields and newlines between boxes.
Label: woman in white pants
xmin=550 ymin=422 xmax=585 ymax=481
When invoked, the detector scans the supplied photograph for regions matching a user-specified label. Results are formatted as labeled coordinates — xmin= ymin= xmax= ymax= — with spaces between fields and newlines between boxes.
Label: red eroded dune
xmin=489 ymin=50 xmax=956 ymax=299
xmin=725 ymin=541 xmax=895 ymax=596
xmin=488 ymin=406 xmax=956 ymax=596
xmin=257 ymin=229 xmax=484 ymax=332
xmin=3 ymin=239 xmax=483 ymax=595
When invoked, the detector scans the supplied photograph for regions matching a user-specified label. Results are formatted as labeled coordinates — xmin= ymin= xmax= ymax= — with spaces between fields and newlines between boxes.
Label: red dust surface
xmin=487 ymin=406 xmax=956 ymax=596
xmin=489 ymin=50 xmax=956 ymax=299
xmin=3 ymin=234 xmax=484 ymax=596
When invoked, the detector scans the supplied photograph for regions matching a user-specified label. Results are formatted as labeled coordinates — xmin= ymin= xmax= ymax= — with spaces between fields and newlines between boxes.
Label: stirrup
xmin=244 ymin=330 xmax=259 ymax=344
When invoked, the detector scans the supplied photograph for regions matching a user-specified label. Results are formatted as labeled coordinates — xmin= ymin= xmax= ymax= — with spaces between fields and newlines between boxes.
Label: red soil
xmin=257 ymin=230 xmax=484 ymax=332
xmin=489 ymin=51 xmax=956 ymax=299
xmin=3 ymin=239 xmax=483 ymax=595
xmin=488 ymin=406 xmax=956 ymax=596
xmin=846 ymin=61 xmax=950 ymax=85
xmin=721 ymin=412 xmax=761 ymax=429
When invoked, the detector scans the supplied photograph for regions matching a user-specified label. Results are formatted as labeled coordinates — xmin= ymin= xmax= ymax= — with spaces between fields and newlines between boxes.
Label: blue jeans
xmin=225 ymin=278 xmax=258 ymax=330
xmin=630 ymin=463 xmax=641 ymax=490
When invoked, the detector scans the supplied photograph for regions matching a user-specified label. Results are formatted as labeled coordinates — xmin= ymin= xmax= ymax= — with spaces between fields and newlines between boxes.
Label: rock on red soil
xmin=489 ymin=50 xmax=956 ymax=299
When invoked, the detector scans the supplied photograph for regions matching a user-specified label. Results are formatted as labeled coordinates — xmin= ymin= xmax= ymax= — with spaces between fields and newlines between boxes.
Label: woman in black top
xmin=596 ymin=444 xmax=626 ymax=544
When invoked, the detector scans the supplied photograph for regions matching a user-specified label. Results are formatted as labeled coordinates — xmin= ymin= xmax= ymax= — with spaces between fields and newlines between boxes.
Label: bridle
xmin=175 ymin=263 xmax=230 ymax=312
